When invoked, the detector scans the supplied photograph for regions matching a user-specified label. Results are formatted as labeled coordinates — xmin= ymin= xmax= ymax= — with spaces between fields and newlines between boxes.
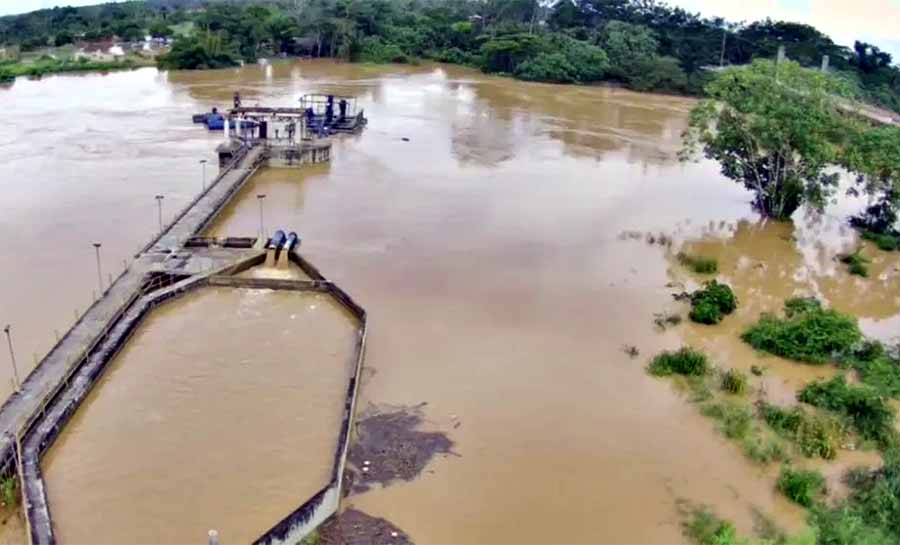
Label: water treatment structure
xmin=0 ymin=93 xmax=369 ymax=545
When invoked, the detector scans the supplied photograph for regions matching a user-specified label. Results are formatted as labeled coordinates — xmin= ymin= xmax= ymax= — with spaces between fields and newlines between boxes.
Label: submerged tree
xmin=682 ymin=60 xmax=850 ymax=220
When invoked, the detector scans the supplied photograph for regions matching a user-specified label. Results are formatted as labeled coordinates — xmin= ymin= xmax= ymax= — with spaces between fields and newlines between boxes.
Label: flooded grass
xmin=678 ymin=252 xmax=719 ymax=274
xmin=648 ymin=347 xmax=710 ymax=376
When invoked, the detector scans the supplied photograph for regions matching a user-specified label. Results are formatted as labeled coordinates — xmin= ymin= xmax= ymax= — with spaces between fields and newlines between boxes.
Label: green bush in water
xmin=778 ymin=467 xmax=826 ymax=507
xmin=840 ymin=251 xmax=870 ymax=277
xmin=648 ymin=347 xmax=710 ymax=376
xmin=720 ymin=368 xmax=748 ymax=395
xmin=678 ymin=252 xmax=719 ymax=274
xmin=689 ymin=280 xmax=737 ymax=325
xmin=798 ymin=376 xmax=896 ymax=448
xmin=742 ymin=298 xmax=861 ymax=364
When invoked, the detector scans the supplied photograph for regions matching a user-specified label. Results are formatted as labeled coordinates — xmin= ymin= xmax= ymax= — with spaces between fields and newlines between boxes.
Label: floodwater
xmin=42 ymin=286 xmax=359 ymax=544
xmin=1 ymin=59 xmax=898 ymax=544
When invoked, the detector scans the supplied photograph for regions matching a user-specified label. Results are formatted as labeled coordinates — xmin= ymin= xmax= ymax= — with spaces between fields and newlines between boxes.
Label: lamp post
xmin=256 ymin=194 xmax=267 ymax=239
xmin=93 ymin=242 xmax=103 ymax=293
xmin=200 ymin=159 xmax=208 ymax=191
xmin=155 ymin=195 xmax=165 ymax=234
xmin=3 ymin=325 xmax=20 ymax=393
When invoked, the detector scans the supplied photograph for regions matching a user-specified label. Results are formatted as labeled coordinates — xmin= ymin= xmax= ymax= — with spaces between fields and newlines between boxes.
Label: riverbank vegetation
xmin=0 ymin=55 xmax=150 ymax=83
xmin=2 ymin=0 xmax=900 ymax=113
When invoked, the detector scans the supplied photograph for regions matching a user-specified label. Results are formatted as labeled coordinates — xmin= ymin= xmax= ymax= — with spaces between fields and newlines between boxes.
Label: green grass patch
xmin=689 ymin=280 xmax=737 ymax=325
xmin=839 ymin=251 xmax=870 ymax=277
xmin=721 ymin=368 xmax=749 ymax=395
xmin=778 ymin=467 xmax=826 ymax=508
xmin=798 ymin=376 xmax=896 ymax=448
xmin=684 ymin=508 xmax=746 ymax=545
xmin=648 ymin=347 xmax=710 ymax=376
xmin=742 ymin=298 xmax=862 ymax=364
xmin=760 ymin=403 xmax=845 ymax=460
xmin=678 ymin=252 xmax=719 ymax=274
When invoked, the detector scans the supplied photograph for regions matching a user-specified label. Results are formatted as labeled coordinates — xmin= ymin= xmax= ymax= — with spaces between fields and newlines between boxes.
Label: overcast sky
xmin=2 ymin=0 xmax=899 ymax=59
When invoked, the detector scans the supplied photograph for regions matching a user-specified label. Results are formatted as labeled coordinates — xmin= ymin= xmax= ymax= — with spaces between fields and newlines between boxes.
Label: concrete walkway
xmin=0 ymin=145 xmax=265 ymax=468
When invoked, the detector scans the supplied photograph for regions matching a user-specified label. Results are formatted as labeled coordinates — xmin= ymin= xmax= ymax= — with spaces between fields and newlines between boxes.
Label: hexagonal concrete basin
xmin=41 ymin=285 xmax=359 ymax=544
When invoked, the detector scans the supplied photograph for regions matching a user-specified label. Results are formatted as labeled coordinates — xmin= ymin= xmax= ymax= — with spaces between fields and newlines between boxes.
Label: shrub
xmin=840 ymin=251 xmax=870 ymax=277
xmin=721 ymin=368 xmax=748 ymax=395
xmin=778 ymin=467 xmax=826 ymax=507
xmin=0 ymin=476 xmax=16 ymax=507
xmin=689 ymin=280 xmax=737 ymax=324
xmin=678 ymin=252 xmax=718 ymax=274
xmin=648 ymin=347 xmax=709 ymax=376
xmin=861 ymin=230 xmax=899 ymax=252
xmin=742 ymin=298 xmax=862 ymax=364
xmin=798 ymin=376 xmax=896 ymax=447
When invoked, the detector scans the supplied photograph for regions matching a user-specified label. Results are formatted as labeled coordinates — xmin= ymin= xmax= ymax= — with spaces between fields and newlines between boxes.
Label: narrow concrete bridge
xmin=0 ymin=138 xmax=366 ymax=545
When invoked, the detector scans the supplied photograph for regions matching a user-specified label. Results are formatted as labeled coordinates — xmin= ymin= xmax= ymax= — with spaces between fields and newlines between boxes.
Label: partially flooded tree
xmin=682 ymin=60 xmax=850 ymax=220
xmin=845 ymin=126 xmax=900 ymax=240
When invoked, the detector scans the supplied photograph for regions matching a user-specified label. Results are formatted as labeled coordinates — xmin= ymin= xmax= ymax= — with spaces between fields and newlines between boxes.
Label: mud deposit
xmin=347 ymin=404 xmax=454 ymax=495
xmin=317 ymin=509 xmax=413 ymax=545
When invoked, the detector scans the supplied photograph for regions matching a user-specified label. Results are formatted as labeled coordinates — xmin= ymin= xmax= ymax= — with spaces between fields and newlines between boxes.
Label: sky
xmin=1 ymin=0 xmax=899 ymax=59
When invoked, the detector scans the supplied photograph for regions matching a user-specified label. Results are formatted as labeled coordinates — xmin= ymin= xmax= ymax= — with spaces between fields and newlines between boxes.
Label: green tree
xmin=149 ymin=21 xmax=172 ymax=39
xmin=682 ymin=60 xmax=850 ymax=220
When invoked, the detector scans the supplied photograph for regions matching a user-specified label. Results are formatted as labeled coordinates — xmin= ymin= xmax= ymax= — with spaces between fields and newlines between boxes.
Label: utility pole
xmin=200 ymin=159 xmax=208 ymax=191
xmin=3 ymin=326 xmax=20 ymax=393
xmin=821 ymin=55 xmax=830 ymax=72
xmin=155 ymin=195 xmax=165 ymax=234
xmin=719 ymin=28 xmax=727 ymax=68
xmin=93 ymin=242 xmax=103 ymax=293
xmin=775 ymin=45 xmax=786 ymax=82
xmin=256 ymin=194 xmax=267 ymax=240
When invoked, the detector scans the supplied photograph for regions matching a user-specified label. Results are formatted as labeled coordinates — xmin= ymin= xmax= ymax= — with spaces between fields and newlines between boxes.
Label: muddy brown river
xmin=2 ymin=59 xmax=899 ymax=544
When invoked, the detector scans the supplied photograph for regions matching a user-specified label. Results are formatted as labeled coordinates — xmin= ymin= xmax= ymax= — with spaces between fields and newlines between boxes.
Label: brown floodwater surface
xmin=3 ymin=59 xmax=898 ymax=544
xmin=42 ymin=286 xmax=358 ymax=545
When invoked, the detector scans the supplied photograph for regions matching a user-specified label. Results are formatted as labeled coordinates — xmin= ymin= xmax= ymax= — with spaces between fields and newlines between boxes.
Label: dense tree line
xmin=2 ymin=0 xmax=899 ymax=112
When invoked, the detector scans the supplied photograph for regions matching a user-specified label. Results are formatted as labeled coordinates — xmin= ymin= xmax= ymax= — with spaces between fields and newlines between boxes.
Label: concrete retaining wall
xmin=17 ymin=252 xmax=368 ymax=545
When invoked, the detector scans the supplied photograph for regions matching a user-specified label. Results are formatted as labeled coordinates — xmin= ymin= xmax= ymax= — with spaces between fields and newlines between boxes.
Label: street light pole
xmin=200 ymin=159 xmax=208 ymax=191
xmin=93 ymin=242 xmax=103 ymax=293
xmin=3 ymin=325 xmax=20 ymax=393
xmin=256 ymin=194 xmax=267 ymax=240
xmin=155 ymin=195 xmax=165 ymax=234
